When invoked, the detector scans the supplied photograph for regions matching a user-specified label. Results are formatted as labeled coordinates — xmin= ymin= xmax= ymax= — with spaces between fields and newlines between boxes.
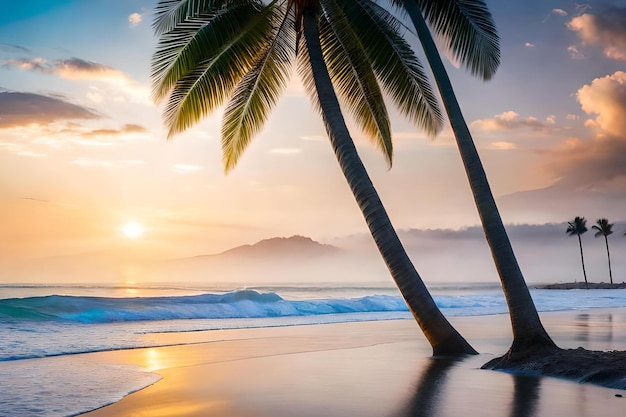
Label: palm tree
xmin=151 ymin=0 xmax=476 ymax=356
xmin=389 ymin=0 xmax=555 ymax=352
xmin=567 ymin=216 xmax=588 ymax=286
xmin=592 ymin=218 xmax=614 ymax=284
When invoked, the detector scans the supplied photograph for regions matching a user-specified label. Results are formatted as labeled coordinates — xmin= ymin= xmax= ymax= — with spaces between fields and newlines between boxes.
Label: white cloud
xmin=268 ymin=148 xmax=302 ymax=155
xmin=300 ymin=135 xmax=325 ymax=141
xmin=525 ymin=42 xmax=535 ymax=48
xmin=471 ymin=111 xmax=560 ymax=133
xmin=567 ymin=45 xmax=585 ymax=59
xmin=16 ymin=150 xmax=47 ymax=158
xmin=552 ymin=9 xmax=568 ymax=17
xmin=128 ymin=13 xmax=143 ymax=27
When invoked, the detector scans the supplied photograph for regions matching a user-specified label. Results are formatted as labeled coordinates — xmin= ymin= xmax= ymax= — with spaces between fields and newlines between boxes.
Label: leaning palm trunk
xmin=402 ymin=2 xmax=555 ymax=351
xmin=302 ymin=8 xmax=475 ymax=356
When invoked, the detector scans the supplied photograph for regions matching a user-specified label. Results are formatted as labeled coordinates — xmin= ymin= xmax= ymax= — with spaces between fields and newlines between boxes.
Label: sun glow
xmin=121 ymin=221 xmax=144 ymax=239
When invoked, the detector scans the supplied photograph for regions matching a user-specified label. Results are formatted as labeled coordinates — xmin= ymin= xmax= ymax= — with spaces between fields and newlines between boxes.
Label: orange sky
xmin=1 ymin=1 xmax=626 ymax=273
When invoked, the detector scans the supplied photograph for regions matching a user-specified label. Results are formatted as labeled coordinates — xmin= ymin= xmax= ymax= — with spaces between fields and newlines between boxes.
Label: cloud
xmin=471 ymin=111 xmax=560 ymax=133
xmin=542 ymin=135 xmax=626 ymax=186
xmin=71 ymin=157 xmax=145 ymax=168
xmin=542 ymin=71 xmax=626 ymax=186
xmin=80 ymin=124 xmax=147 ymax=138
xmin=16 ymin=150 xmax=47 ymax=158
xmin=171 ymin=164 xmax=204 ymax=174
xmin=0 ymin=91 xmax=99 ymax=128
xmin=577 ymin=71 xmax=626 ymax=137
xmin=542 ymin=8 xmax=569 ymax=23
xmin=524 ymin=42 xmax=535 ymax=48
xmin=0 ymin=43 xmax=31 ymax=54
xmin=128 ymin=13 xmax=142 ymax=27
xmin=3 ymin=57 xmax=130 ymax=83
xmin=489 ymin=141 xmax=518 ymax=150
xmin=567 ymin=45 xmax=585 ymax=59
xmin=567 ymin=5 xmax=626 ymax=61
xmin=300 ymin=135 xmax=326 ymax=141
xmin=268 ymin=148 xmax=302 ymax=155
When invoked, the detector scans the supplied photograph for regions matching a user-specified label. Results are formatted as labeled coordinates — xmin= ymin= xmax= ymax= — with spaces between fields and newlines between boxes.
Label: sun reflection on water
xmin=144 ymin=348 xmax=163 ymax=372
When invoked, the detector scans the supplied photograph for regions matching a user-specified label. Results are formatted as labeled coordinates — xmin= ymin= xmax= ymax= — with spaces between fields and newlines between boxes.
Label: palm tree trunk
xmin=578 ymin=235 xmax=588 ymax=287
xmin=604 ymin=236 xmax=613 ymax=284
xmin=402 ymin=1 xmax=555 ymax=351
xmin=302 ymin=8 xmax=476 ymax=356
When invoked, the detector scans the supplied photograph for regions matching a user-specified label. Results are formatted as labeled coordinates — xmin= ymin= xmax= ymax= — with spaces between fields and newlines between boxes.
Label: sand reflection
xmin=576 ymin=313 xmax=614 ymax=344
xmin=392 ymin=357 xmax=541 ymax=417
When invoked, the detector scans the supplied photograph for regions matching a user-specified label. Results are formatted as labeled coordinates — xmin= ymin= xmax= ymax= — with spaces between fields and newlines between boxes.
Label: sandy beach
xmin=78 ymin=309 xmax=626 ymax=417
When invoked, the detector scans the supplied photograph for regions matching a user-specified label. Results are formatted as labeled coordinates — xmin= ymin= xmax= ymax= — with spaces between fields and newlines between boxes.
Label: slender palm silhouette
xmin=151 ymin=0 xmax=475 ymax=355
xmin=592 ymin=218 xmax=614 ymax=284
xmin=567 ymin=217 xmax=589 ymax=287
xmin=389 ymin=0 xmax=555 ymax=353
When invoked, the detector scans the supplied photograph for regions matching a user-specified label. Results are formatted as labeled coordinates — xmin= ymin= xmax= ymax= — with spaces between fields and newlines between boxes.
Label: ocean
xmin=2 ymin=282 xmax=626 ymax=416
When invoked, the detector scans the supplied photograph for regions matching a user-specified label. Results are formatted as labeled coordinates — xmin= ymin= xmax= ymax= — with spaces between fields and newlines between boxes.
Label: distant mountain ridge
xmin=192 ymin=235 xmax=341 ymax=259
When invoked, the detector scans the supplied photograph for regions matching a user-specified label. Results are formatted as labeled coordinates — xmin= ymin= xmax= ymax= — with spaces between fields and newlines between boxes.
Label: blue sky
xmin=1 ymin=1 xmax=625 ymax=266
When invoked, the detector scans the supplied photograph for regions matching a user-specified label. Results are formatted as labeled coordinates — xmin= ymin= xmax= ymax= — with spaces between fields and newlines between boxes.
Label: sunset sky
xmin=1 ymin=0 xmax=625 ymax=266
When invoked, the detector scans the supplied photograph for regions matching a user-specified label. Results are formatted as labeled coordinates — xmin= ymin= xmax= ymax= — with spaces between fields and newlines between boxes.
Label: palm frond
xmin=151 ymin=2 xmax=263 ymax=104
xmin=567 ymin=217 xmax=588 ymax=236
xmin=391 ymin=0 xmax=500 ymax=80
xmin=592 ymin=218 xmax=613 ymax=237
xmin=320 ymin=0 xmax=393 ymax=165
xmin=152 ymin=0 xmax=252 ymax=36
xmin=159 ymin=5 xmax=276 ymax=138
xmin=338 ymin=0 xmax=442 ymax=137
xmin=221 ymin=7 xmax=295 ymax=172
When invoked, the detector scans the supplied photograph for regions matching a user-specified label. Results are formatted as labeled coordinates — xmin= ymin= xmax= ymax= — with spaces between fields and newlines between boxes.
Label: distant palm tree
xmin=567 ymin=217 xmax=588 ymax=286
xmin=151 ymin=0 xmax=475 ymax=355
xmin=592 ymin=218 xmax=614 ymax=284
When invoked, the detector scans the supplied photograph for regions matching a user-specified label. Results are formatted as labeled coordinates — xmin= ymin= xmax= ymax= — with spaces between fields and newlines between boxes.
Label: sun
xmin=121 ymin=221 xmax=144 ymax=239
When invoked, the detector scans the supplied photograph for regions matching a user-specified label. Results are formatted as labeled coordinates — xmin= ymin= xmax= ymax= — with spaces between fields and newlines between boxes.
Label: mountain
xmin=201 ymin=235 xmax=340 ymax=259
xmin=149 ymin=235 xmax=351 ymax=284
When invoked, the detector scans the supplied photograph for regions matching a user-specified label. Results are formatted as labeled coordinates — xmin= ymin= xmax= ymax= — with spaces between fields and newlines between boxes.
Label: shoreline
xmin=534 ymin=282 xmax=626 ymax=290
xmin=78 ymin=309 xmax=626 ymax=417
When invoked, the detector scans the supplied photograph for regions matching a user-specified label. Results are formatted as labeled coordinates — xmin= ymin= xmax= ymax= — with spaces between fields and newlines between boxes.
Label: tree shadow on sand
xmin=391 ymin=358 xmax=541 ymax=417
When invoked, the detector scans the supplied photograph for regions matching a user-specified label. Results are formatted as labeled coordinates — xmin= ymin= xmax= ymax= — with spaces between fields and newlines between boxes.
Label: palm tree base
xmin=482 ymin=346 xmax=626 ymax=390
xmin=431 ymin=335 xmax=478 ymax=357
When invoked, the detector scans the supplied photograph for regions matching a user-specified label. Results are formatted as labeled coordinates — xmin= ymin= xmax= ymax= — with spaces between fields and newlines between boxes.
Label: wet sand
xmin=80 ymin=309 xmax=626 ymax=417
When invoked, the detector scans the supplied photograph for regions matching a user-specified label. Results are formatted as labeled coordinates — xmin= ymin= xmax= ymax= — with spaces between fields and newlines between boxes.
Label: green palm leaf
xmin=391 ymin=0 xmax=500 ymax=80
xmin=221 ymin=6 xmax=295 ymax=172
xmin=337 ymin=0 xmax=442 ymax=136
xmin=151 ymin=2 xmax=259 ymax=104
xmin=153 ymin=0 xmax=251 ymax=36
xmin=158 ymin=5 xmax=276 ymax=137
xmin=320 ymin=0 xmax=393 ymax=164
